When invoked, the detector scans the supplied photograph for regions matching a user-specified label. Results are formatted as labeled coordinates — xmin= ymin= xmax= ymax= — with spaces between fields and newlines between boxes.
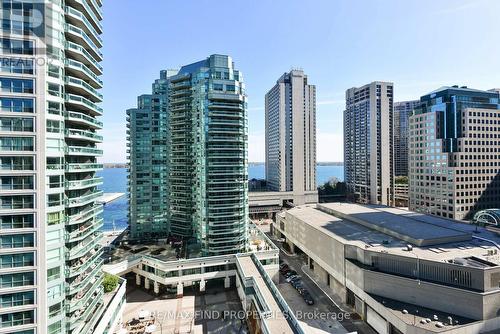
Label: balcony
xmin=66 ymin=0 xmax=103 ymax=33
xmin=65 ymin=231 xmax=102 ymax=260
xmin=65 ymin=94 xmax=103 ymax=116
xmin=67 ymin=258 xmax=103 ymax=295
xmin=66 ymin=248 xmax=103 ymax=277
xmin=66 ymin=163 xmax=103 ymax=173
xmin=65 ymin=111 xmax=103 ymax=129
xmin=66 ymin=218 xmax=103 ymax=243
xmin=66 ymin=177 xmax=103 ymax=190
xmin=64 ymin=6 xmax=103 ymax=47
xmin=65 ymin=41 xmax=102 ymax=76
xmin=69 ymin=288 xmax=103 ymax=331
xmin=65 ymin=128 xmax=103 ymax=143
xmin=65 ymin=23 xmax=102 ymax=61
xmin=67 ymin=274 xmax=103 ymax=312
xmin=66 ymin=146 xmax=103 ymax=157
xmin=67 ymin=190 xmax=103 ymax=208
xmin=65 ymin=59 xmax=103 ymax=88
xmin=65 ymin=75 xmax=103 ymax=102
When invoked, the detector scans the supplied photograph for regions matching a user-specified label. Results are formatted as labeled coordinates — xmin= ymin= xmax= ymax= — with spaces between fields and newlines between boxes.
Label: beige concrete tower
xmin=265 ymin=70 xmax=317 ymax=205
xmin=344 ymin=81 xmax=394 ymax=205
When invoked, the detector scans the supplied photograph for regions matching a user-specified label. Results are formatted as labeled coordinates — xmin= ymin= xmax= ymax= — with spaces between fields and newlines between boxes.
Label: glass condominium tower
xmin=127 ymin=71 xmax=170 ymax=240
xmin=0 ymin=1 xmax=106 ymax=333
xmin=128 ymin=55 xmax=248 ymax=256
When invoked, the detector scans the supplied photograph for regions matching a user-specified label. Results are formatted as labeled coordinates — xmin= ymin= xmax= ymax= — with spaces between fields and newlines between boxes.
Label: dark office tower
xmin=394 ymin=100 xmax=420 ymax=177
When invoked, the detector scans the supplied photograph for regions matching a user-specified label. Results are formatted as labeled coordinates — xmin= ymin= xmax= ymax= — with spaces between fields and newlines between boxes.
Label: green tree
xmin=102 ymin=273 xmax=119 ymax=293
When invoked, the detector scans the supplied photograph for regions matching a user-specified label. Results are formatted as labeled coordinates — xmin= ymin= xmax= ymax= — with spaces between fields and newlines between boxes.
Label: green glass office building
xmin=128 ymin=55 xmax=248 ymax=255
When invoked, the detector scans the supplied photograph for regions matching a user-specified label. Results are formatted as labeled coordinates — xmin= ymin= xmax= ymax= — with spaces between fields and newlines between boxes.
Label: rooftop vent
xmin=406 ymin=244 xmax=413 ymax=252
xmin=461 ymin=86 xmax=468 ymax=89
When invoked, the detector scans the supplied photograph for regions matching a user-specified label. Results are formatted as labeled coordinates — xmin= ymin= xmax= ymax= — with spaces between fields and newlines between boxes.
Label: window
xmin=0 ymin=195 xmax=33 ymax=209
xmin=0 ymin=97 xmax=34 ymax=113
xmin=0 ymin=137 xmax=34 ymax=151
xmin=0 ymin=117 xmax=33 ymax=132
xmin=48 ymin=303 xmax=61 ymax=318
xmin=0 ymin=78 xmax=34 ymax=93
xmin=0 ymin=38 xmax=33 ymax=55
xmin=47 ymin=266 xmax=60 ymax=282
xmin=0 ymin=253 xmax=34 ymax=269
xmin=0 ymin=291 xmax=34 ymax=308
xmin=0 ymin=156 xmax=33 ymax=171
xmin=47 ymin=211 xmax=63 ymax=226
xmin=0 ymin=214 xmax=34 ymax=229
xmin=0 ymin=311 xmax=34 ymax=328
xmin=0 ymin=234 xmax=34 ymax=248
xmin=0 ymin=272 xmax=34 ymax=288
xmin=0 ymin=58 xmax=33 ymax=74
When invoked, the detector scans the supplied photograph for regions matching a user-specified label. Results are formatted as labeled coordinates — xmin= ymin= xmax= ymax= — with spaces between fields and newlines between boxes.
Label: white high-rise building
xmin=0 ymin=1 xmax=123 ymax=333
xmin=344 ymin=81 xmax=394 ymax=205
xmin=265 ymin=70 xmax=317 ymax=205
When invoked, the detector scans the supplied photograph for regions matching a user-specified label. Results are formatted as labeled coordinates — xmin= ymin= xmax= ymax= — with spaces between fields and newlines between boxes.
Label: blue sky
xmin=101 ymin=0 xmax=500 ymax=162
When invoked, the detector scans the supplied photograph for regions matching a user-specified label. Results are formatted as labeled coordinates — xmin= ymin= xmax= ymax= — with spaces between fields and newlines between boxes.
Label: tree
xmin=395 ymin=176 xmax=409 ymax=184
xmin=102 ymin=273 xmax=119 ymax=293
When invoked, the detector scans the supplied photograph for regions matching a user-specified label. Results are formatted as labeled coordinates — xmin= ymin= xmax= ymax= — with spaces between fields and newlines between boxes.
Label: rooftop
xmin=282 ymin=203 xmax=500 ymax=267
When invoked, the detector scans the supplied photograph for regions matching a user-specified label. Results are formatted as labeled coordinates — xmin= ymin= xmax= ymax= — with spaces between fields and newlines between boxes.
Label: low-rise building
xmin=273 ymin=202 xmax=500 ymax=334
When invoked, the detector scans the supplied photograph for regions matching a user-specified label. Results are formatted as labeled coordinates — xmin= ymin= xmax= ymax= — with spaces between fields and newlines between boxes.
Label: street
xmin=271 ymin=237 xmax=377 ymax=334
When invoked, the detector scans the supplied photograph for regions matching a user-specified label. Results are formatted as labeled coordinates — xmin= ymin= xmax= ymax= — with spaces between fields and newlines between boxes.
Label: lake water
xmin=98 ymin=165 xmax=343 ymax=231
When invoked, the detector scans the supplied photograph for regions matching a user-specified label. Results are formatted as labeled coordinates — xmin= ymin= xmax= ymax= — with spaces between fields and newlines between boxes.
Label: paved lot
xmin=123 ymin=283 xmax=248 ymax=334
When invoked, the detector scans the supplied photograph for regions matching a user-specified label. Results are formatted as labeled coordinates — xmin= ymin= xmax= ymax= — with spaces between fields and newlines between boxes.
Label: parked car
xmin=284 ymin=270 xmax=297 ymax=278
xmin=286 ymin=275 xmax=299 ymax=283
xmin=279 ymin=266 xmax=289 ymax=274
xmin=291 ymin=280 xmax=303 ymax=289
xmin=302 ymin=292 xmax=315 ymax=305
xmin=296 ymin=287 xmax=307 ymax=295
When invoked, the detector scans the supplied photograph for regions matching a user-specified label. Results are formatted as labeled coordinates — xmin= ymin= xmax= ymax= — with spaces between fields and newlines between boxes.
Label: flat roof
xmin=237 ymin=256 xmax=295 ymax=334
xmin=318 ymin=203 xmax=472 ymax=246
xmin=282 ymin=203 xmax=500 ymax=266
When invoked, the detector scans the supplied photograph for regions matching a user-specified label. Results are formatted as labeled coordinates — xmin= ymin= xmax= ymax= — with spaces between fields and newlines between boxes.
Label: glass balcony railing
xmin=67 ymin=258 xmax=103 ymax=295
xmin=66 ymin=163 xmax=103 ymax=172
xmin=65 ymin=59 xmax=103 ymax=88
xmin=66 ymin=146 xmax=103 ymax=156
xmin=66 ymin=190 xmax=103 ymax=207
xmin=65 ymin=128 xmax=103 ymax=142
xmin=65 ymin=23 xmax=102 ymax=60
xmin=65 ymin=75 xmax=102 ymax=100
xmin=66 ymin=218 xmax=103 ymax=243
xmin=67 ymin=0 xmax=103 ymax=33
xmin=64 ymin=6 xmax=103 ymax=47
xmin=67 ymin=274 xmax=103 ymax=312
xmin=65 ymin=231 xmax=102 ymax=260
xmin=66 ymin=248 xmax=103 ymax=278
xmin=66 ymin=204 xmax=103 ymax=225
xmin=68 ymin=288 xmax=103 ymax=330
xmin=66 ymin=111 xmax=103 ymax=129
xmin=65 ymin=40 xmax=102 ymax=75
xmin=66 ymin=177 xmax=103 ymax=190
xmin=65 ymin=94 xmax=103 ymax=115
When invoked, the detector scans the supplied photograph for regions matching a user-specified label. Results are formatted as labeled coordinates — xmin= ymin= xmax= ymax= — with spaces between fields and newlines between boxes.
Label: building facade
xmin=0 ymin=1 xmax=124 ymax=333
xmin=344 ymin=81 xmax=394 ymax=205
xmin=394 ymin=100 xmax=420 ymax=177
xmin=265 ymin=70 xmax=317 ymax=201
xmin=128 ymin=55 xmax=248 ymax=256
xmin=273 ymin=202 xmax=500 ymax=334
xmin=409 ymin=86 xmax=500 ymax=220
xmin=126 ymin=71 xmax=171 ymax=240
